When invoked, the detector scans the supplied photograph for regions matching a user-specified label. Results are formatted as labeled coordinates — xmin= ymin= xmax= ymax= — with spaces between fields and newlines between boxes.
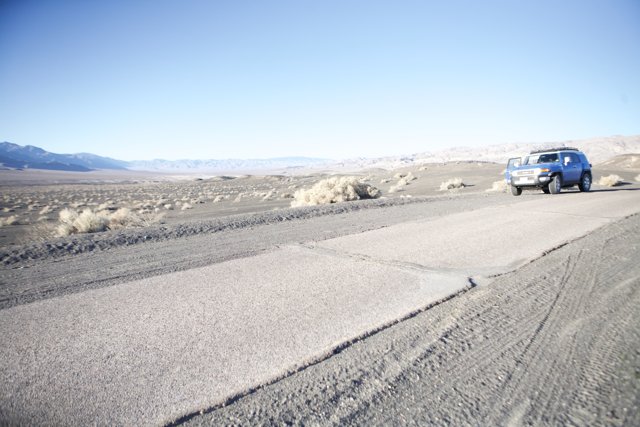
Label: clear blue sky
xmin=1 ymin=0 xmax=639 ymax=161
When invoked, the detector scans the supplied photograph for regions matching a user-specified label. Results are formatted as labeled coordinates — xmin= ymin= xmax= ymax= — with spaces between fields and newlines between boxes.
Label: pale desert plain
xmin=1 ymin=143 xmax=640 ymax=425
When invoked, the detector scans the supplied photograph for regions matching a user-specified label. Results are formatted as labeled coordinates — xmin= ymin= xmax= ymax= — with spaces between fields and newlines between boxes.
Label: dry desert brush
xmin=291 ymin=176 xmax=381 ymax=207
xmin=439 ymin=177 xmax=465 ymax=191
xmin=597 ymin=174 xmax=624 ymax=187
xmin=56 ymin=207 xmax=155 ymax=237
xmin=486 ymin=180 xmax=508 ymax=193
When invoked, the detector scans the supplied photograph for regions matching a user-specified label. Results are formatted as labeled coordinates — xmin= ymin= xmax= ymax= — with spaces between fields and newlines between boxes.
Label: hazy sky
xmin=1 ymin=0 xmax=639 ymax=161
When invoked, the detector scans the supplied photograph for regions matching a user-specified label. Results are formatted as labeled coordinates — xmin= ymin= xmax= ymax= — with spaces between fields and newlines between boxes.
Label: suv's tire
xmin=578 ymin=173 xmax=592 ymax=192
xmin=549 ymin=175 xmax=562 ymax=194
xmin=511 ymin=185 xmax=522 ymax=196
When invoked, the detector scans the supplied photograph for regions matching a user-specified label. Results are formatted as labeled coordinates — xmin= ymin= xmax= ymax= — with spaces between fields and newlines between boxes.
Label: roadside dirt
xmin=181 ymin=213 xmax=640 ymax=426
xmin=0 ymin=193 xmax=500 ymax=309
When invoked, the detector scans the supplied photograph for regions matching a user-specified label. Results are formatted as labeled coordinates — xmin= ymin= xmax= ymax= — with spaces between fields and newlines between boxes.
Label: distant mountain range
xmin=127 ymin=157 xmax=331 ymax=172
xmin=2 ymin=135 xmax=639 ymax=173
xmin=330 ymin=135 xmax=640 ymax=171
xmin=0 ymin=142 xmax=330 ymax=172
xmin=0 ymin=142 xmax=129 ymax=171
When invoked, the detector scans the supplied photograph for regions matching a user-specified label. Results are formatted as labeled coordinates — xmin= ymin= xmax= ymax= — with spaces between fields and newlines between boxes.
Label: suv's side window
xmin=564 ymin=153 xmax=580 ymax=165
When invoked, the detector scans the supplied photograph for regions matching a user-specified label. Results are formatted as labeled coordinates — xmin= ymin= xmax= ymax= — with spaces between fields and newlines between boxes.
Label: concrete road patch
xmin=0 ymin=246 xmax=465 ymax=425
xmin=318 ymin=190 xmax=640 ymax=276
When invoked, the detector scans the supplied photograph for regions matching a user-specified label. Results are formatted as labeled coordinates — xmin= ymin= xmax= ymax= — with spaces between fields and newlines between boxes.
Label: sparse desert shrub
xmin=389 ymin=172 xmax=417 ymax=194
xmin=419 ymin=165 xmax=428 ymax=171
xmin=39 ymin=206 xmax=53 ymax=215
xmin=97 ymin=202 xmax=117 ymax=211
xmin=0 ymin=215 xmax=19 ymax=226
xmin=380 ymin=178 xmax=391 ymax=184
xmin=394 ymin=172 xmax=407 ymax=179
xmin=213 ymin=195 xmax=225 ymax=203
xmin=181 ymin=203 xmax=193 ymax=210
xmin=486 ymin=180 xmax=508 ymax=193
xmin=388 ymin=184 xmax=403 ymax=193
xmin=291 ymin=176 xmax=381 ymax=207
xmin=108 ymin=208 xmax=143 ymax=229
xmin=597 ymin=174 xmax=623 ymax=187
xmin=397 ymin=172 xmax=416 ymax=187
xmin=439 ymin=177 xmax=465 ymax=191
xmin=55 ymin=207 xmax=157 ymax=236
xmin=57 ymin=208 xmax=109 ymax=236
xmin=262 ymin=190 xmax=275 ymax=200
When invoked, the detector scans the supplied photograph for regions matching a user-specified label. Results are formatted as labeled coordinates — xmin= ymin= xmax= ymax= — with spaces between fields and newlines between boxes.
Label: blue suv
xmin=506 ymin=148 xmax=592 ymax=196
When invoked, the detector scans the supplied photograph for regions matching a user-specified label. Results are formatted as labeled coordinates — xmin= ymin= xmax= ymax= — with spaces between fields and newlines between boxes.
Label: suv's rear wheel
xmin=578 ymin=173 xmax=591 ymax=192
xmin=511 ymin=185 xmax=522 ymax=196
xmin=549 ymin=175 xmax=562 ymax=194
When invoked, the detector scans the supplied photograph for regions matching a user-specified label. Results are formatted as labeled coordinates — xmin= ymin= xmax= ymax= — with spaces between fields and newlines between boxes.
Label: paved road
xmin=187 ymin=206 xmax=640 ymax=426
xmin=1 ymin=189 xmax=639 ymax=425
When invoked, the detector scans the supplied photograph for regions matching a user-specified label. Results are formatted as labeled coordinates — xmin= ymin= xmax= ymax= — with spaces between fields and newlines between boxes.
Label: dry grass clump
xmin=0 ymin=215 xmax=19 ymax=227
xmin=291 ymin=176 xmax=381 ymax=207
xmin=597 ymin=174 xmax=623 ymax=187
xmin=486 ymin=180 xmax=508 ymax=193
xmin=57 ymin=208 xmax=109 ymax=236
xmin=262 ymin=190 xmax=276 ymax=201
xmin=108 ymin=208 xmax=146 ymax=229
xmin=389 ymin=172 xmax=417 ymax=193
xmin=56 ymin=207 xmax=153 ymax=236
xmin=397 ymin=172 xmax=416 ymax=186
xmin=39 ymin=206 xmax=54 ymax=215
xmin=439 ymin=177 xmax=465 ymax=191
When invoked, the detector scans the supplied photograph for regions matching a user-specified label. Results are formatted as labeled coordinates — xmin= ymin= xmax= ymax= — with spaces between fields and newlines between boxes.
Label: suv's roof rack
xmin=529 ymin=147 xmax=580 ymax=154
